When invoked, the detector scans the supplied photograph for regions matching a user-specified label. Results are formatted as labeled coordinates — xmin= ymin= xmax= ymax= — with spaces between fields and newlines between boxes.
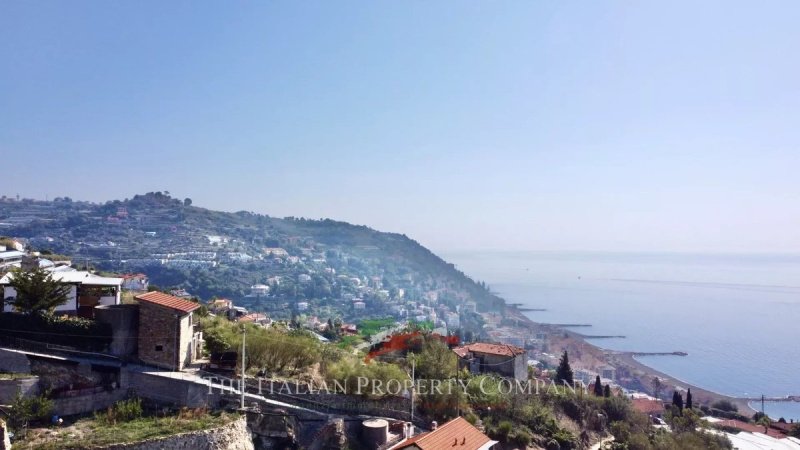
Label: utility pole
xmin=455 ymin=354 xmax=460 ymax=417
xmin=240 ymin=326 xmax=246 ymax=409
xmin=410 ymin=358 xmax=415 ymax=424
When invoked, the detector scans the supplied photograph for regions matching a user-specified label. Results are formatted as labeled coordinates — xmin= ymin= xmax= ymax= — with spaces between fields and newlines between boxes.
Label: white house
xmin=121 ymin=273 xmax=149 ymax=291
xmin=1 ymin=269 xmax=123 ymax=319
xmin=250 ymin=284 xmax=270 ymax=296
xmin=0 ymin=249 xmax=24 ymax=271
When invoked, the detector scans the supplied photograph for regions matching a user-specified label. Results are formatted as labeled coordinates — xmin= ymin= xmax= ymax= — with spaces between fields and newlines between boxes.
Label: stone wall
xmin=0 ymin=376 xmax=38 ymax=403
xmin=137 ymin=302 xmax=180 ymax=370
xmin=97 ymin=415 xmax=253 ymax=450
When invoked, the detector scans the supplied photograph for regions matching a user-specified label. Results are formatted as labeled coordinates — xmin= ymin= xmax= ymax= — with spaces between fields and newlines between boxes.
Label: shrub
xmin=9 ymin=392 xmax=54 ymax=432
xmin=711 ymin=399 xmax=738 ymax=412
xmin=98 ymin=398 xmax=143 ymax=425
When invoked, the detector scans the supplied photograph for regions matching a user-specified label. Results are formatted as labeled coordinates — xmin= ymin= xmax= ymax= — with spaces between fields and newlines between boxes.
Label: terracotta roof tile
xmin=135 ymin=291 xmax=200 ymax=314
xmin=394 ymin=418 xmax=494 ymax=450
xmin=631 ymin=398 xmax=665 ymax=415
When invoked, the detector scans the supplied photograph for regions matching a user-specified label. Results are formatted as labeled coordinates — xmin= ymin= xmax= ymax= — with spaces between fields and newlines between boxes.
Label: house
xmin=1 ymin=269 xmax=122 ymax=319
xmin=0 ymin=248 xmax=24 ymax=270
xmin=297 ymin=301 xmax=309 ymax=311
xmin=134 ymin=291 xmax=203 ymax=371
xmin=340 ymin=324 xmax=358 ymax=335
xmin=598 ymin=365 xmax=616 ymax=381
xmin=389 ymin=417 xmax=497 ymax=450
xmin=121 ymin=273 xmax=149 ymax=291
xmin=239 ymin=313 xmax=270 ymax=326
xmin=250 ymin=284 xmax=270 ymax=296
xmin=630 ymin=398 xmax=666 ymax=418
xmin=208 ymin=298 xmax=233 ymax=315
xmin=453 ymin=342 xmax=527 ymax=381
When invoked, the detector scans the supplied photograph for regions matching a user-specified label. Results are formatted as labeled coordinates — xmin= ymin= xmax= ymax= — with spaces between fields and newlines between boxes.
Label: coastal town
xmin=2 ymin=227 xmax=799 ymax=449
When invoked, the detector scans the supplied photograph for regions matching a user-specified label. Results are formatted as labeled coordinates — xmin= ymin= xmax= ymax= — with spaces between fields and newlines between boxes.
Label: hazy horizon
xmin=3 ymin=1 xmax=799 ymax=254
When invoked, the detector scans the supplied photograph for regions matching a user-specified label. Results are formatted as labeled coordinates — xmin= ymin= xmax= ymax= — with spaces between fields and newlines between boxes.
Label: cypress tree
xmin=686 ymin=388 xmax=693 ymax=410
xmin=603 ymin=384 xmax=611 ymax=398
xmin=555 ymin=351 xmax=574 ymax=386
xmin=672 ymin=391 xmax=684 ymax=410
xmin=594 ymin=375 xmax=603 ymax=396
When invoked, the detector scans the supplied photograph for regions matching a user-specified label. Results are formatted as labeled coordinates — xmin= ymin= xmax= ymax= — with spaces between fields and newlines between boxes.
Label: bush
xmin=9 ymin=392 xmax=53 ymax=431
xmin=98 ymin=398 xmax=144 ymax=425
xmin=711 ymin=399 xmax=738 ymax=412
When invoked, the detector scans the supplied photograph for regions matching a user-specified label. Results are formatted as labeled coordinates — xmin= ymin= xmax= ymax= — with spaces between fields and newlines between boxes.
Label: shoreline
xmin=504 ymin=306 xmax=759 ymax=415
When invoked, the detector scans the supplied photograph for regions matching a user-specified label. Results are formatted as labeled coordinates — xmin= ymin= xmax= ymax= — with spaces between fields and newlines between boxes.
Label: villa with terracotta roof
xmin=453 ymin=342 xmax=527 ymax=380
xmin=390 ymin=417 xmax=496 ymax=450
xmin=630 ymin=398 xmax=666 ymax=418
xmin=134 ymin=291 xmax=203 ymax=370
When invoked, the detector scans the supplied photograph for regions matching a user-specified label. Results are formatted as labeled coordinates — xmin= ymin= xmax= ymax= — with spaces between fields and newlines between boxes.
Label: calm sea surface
xmin=443 ymin=251 xmax=800 ymax=421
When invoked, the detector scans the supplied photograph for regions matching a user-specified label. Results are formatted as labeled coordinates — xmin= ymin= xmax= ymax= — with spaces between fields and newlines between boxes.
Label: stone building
xmin=453 ymin=342 xmax=527 ymax=381
xmin=134 ymin=291 xmax=202 ymax=371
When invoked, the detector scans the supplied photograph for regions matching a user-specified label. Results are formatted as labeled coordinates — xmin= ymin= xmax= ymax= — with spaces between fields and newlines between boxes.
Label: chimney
xmin=431 ymin=421 xmax=438 ymax=430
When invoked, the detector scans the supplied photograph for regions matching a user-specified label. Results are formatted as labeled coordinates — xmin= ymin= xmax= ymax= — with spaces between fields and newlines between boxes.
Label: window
xmin=155 ymin=345 xmax=163 ymax=352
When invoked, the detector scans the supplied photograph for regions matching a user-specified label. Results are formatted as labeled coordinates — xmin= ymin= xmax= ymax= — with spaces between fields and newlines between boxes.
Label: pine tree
xmin=686 ymin=388 xmax=693 ymax=409
xmin=594 ymin=375 xmax=603 ymax=396
xmin=603 ymin=384 xmax=611 ymax=398
xmin=555 ymin=351 xmax=574 ymax=386
xmin=6 ymin=267 xmax=70 ymax=315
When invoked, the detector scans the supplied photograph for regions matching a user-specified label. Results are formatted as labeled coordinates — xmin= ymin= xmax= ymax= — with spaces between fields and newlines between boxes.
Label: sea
xmin=443 ymin=251 xmax=800 ymax=421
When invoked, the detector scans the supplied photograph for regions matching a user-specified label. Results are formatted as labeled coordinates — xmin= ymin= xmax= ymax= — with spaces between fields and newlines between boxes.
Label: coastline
xmin=504 ymin=306 xmax=758 ymax=415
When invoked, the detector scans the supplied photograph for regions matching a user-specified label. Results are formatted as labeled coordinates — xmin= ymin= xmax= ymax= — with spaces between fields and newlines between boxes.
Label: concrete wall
xmin=125 ymin=371 xmax=223 ymax=408
xmin=178 ymin=314 xmax=194 ymax=369
xmin=0 ymin=348 xmax=31 ymax=373
xmin=51 ymin=388 xmax=127 ymax=416
xmin=0 ymin=376 xmax=39 ymax=403
xmin=96 ymin=304 xmax=140 ymax=357
xmin=3 ymin=284 xmax=78 ymax=313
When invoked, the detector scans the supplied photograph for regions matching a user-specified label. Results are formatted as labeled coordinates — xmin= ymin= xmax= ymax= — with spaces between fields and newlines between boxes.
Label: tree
xmin=651 ymin=377 xmax=663 ymax=399
xmin=686 ymin=388 xmax=693 ymax=409
xmin=6 ymin=267 xmax=70 ymax=315
xmin=594 ymin=375 xmax=603 ymax=396
xmin=603 ymin=384 xmax=611 ymax=398
xmin=757 ymin=416 xmax=771 ymax=434
xmin=555 ymin=351 xmax=573 ymax=386
xmin=415 ymin=336 xmax=457 ymax=380
xmin=672 ymin=391 xmax=684 ymax=410
xmin=183 ymin=198 xmax=192 ymax=206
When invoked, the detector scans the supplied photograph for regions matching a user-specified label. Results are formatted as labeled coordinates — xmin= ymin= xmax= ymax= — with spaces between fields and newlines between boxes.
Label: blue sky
xmin=2 ymin=1 xmax=799 ymax=253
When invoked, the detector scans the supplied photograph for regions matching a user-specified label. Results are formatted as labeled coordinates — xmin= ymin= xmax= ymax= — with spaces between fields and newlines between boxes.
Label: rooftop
xmin=391 ymin=417 xmax=496 ymax=450
xmin=135 ymin=291 xmax=201 ymax=314
xmin=453 ymin=342 xmax=526 ymax=358
xmin=0 ymin=269 xmax=122 ymax=286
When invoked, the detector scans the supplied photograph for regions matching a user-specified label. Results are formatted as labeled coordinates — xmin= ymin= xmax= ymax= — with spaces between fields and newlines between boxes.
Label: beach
xmin=505 ymin=306 xmax=758 ymax=415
